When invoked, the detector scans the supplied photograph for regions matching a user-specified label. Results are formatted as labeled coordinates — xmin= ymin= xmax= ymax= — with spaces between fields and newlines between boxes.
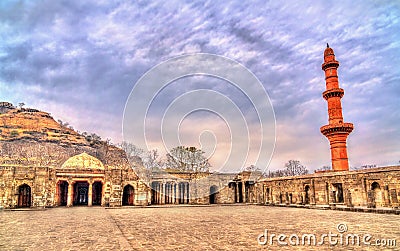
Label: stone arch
xmin=18 ymin=184 xmax=31 ymax=208
xmin=122 ymin=184 xmax=135 ymax=206
xmin=92 ymin=181 xmax=103 ymax=206
xmin=371 ymin=182 xmax=383 ymax=207
xmin=58 ymin=180 xmax=69 ymax=206
xmin=73 ymin=181 xmax=89 ymax=206
xmin=209 ymin=185 xmax=218 ymax=204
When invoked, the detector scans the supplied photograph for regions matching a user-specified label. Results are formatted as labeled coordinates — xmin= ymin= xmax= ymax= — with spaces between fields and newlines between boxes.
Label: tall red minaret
xmin=320 ymin=44 xmax=354 ymax=171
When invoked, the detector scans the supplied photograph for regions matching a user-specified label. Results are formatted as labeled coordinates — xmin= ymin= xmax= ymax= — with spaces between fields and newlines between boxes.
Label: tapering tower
xmin=320 ymin=44 xmax=353 ymax=171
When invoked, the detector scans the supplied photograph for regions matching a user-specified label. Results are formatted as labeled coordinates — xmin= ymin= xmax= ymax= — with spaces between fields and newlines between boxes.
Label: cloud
xmin=0 ymin=0 xmax=399 ymax=170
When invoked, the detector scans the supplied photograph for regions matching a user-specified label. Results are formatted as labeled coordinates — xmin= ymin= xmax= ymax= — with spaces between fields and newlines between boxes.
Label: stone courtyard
xmin=0 ymin=205 xmax=398 ymax=250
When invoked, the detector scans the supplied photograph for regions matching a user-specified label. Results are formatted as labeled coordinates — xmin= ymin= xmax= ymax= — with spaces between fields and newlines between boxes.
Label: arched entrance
xmin=58 ymin=181 xmax=68 ymax=206
xmin=18 ymin=184 xmax=31 ymax=208
xmin=209 ymin=185 xmax=218 ymax=204
xmin=122 ymin=185 xmax=135 ymax=206
xmin=92 ymin=182 xmax=103 ymax=206
xmin=371 ymin=182 xmax=383 ymax=207
xmin=73 ymin=182 xmax=89 ymax=206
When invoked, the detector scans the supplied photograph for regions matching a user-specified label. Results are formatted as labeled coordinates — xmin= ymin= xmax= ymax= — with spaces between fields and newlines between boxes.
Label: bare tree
xmin=165 ymin=146 xmax=210 ymax=172
xmin=244 ymin=164 xmax=261 ymax=172
xmin=351 ymin=164 xmax=377 ymax=171
xmin=263 ymin=169 xmax=287 ymax=178
xmin=316 ymin=165 xmax=331 ymax=172
xmin=284 ymin=160 xmax=308 ymax=176
xmin=18 ymin=102 xmax=25 ymax=109
xmin=143 ymin=149 xmax=163 ymax=170
xmin=119 ymin=142 xmax=163 ymax=170
xmin=119 ymin=141 xmax=145 ymax=161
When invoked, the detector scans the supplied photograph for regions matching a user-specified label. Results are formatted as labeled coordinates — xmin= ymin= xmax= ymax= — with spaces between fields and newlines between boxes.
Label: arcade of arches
xmin=260 ymin=166 xmax=400 ymax=208
xmin=1 ymin=153 xmax=400 ymax=209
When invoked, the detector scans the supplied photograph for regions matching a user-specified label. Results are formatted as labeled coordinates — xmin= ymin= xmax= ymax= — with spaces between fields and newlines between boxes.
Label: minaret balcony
xmin=323 ymin=88 xmax=344 ymax=100
xmin=320 ymin=123 xmax=354 ymax=136
xmin=322 ymin=60 xmax=339 ymax=70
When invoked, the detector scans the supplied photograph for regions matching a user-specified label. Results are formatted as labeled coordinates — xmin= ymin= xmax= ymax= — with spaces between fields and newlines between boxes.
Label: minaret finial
xmin=327 ymin=43 xmax=329 ymax=48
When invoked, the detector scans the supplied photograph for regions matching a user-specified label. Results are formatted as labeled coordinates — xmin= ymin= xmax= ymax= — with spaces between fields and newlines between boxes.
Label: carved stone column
xmin=383 ymin=185 xmax=390 ymax=207
xmin=67 ymin=181 xmax=73 ymax=207
xmin=88 ymin=182 xmax=93 ymax=207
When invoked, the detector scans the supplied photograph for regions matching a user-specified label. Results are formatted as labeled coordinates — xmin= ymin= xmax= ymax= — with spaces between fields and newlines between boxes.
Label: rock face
xmin=0 ymin=102 xmax=88 ymax=146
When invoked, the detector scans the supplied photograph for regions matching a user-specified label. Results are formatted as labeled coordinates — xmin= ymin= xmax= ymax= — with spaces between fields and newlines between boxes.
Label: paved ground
xmin=0 ymin=205 xmax=399 ymax=250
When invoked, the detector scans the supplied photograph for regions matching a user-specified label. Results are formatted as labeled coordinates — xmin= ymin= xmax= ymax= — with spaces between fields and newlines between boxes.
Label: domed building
xmin=0 ymin=103 xmax=151 ymax=208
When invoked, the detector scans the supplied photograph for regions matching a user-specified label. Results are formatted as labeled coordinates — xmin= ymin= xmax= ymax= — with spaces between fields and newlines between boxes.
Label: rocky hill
xmin=0 ymin=102 xmax=130 ymax=167
xmin=0 ymin=102 xmax=92 ymax=146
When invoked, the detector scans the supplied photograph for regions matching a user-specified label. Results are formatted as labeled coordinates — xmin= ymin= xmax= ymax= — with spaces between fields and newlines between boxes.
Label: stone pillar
xmin=329 ymin=191 xmax=336 ymax=204
xmin=301 ymin=192 xmax=306 ymax=205
xmin=325 ymin=183 xmax=329 ymax=205
xmin=174 ymin=183 xmax=178 ymax=204
xmin=297 ymin=193 xmax=303 ymax=205
xmin=367 ymin=190 xmax=375 ymax=208
xmin=361 ymin=178 xmax=368 ymax=206
xmin=269 ymin=187 xmax=273 ymax=204
xmin=67 ymin=182 xmax=73 ymax=207
xmin=389 ymin=189 xmax=398 ymax=208
xmin=345 ymin=189 xmax=353 ymax=207
xmin=176 ymin=183 xmax=180 ymax=204
xmin=183 ymin=183 xmax=187 ymax=204
xmin=383 ymin=185 xmax=390 ymax=207
xmin=242 ymin=182 xmax=246 ymax=203
xmin=88 ymin=182 xmax=93 ymax=207
xmin=171 ymin=183 xmax=173 ymax=204
xmin=236 ymin=183 xmax=239 ymax=203
xmin=158 ymin=183 xmax=162 ymax=204
xmin=186 ymin=183 xmax=190 ymax=204
xmin=159 ymin=183 xmax=163 ymax=204
xmin=310 ymin=180 xmax=316 ymax=205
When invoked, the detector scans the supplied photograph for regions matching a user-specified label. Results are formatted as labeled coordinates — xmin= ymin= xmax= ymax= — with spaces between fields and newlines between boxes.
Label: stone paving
xmin=0 ymin=205 xmax=399 ymax=250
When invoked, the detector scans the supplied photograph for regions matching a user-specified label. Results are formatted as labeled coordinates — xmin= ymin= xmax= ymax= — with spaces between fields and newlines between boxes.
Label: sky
xmin=0 ymin=0 xmax=399 ymax=172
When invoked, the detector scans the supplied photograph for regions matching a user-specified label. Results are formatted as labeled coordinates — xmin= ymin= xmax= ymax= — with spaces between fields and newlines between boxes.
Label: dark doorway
xmin=266 ymin=187 xmax=270 ymax=203
xmin=73 ymin=182 xmax=89 ymax=206
xmin=18 ymin=184 xmax=31 ymax=208
xmin=92 ymin=182 xmax=102 ymax=206
xmin=58 ymin=181 xmax=68 ymax=206
xmin=304 ymin=185 xmax=310 ymax=204
xmin=122 ymin=185 xmax=135 ymax=206
xmin=333 ymin=183 xmax=344 ymax=203
xmin=209 ymin=185 xmax=218 ymax=204
xmin=238 ymin=182 xmax=243 ymax=203
xmin=371 ymin=182 xmax=382 ymax=207
xmin=151 ymin=181 xmax=160 ymax=204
